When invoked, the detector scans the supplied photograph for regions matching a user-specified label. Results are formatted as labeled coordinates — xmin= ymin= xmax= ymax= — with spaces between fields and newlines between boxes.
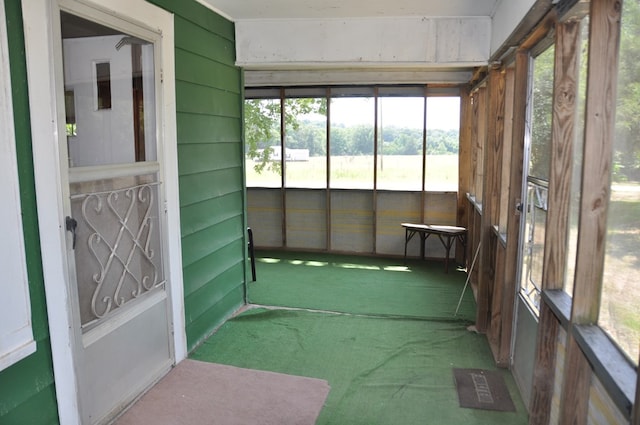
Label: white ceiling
xmin=200 ymin=0 xmax=501 ymax=21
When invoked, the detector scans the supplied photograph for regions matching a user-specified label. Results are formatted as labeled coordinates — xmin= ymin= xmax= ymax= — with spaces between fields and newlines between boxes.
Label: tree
xmin=244 ymin=98 xmax=326 ymax=174
xmin=244 ymin=99 xmax=281 ymax=174
xmin=614 ymin=0 xmax=640 ymax=181
xmin=530 ymin=44 xmax=555 ymax=180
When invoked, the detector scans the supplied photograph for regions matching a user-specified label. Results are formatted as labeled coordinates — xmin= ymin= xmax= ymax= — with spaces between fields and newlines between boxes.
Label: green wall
xmin=0 ymin=1 xmax=59 ymax=424
xmin=147 ymin=0 xmax=247 ymax=351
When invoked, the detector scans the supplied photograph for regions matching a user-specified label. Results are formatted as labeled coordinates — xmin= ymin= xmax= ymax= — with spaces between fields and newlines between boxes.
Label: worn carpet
xmin=115 ymin=359 xmax=330 ymax=425
xmin=248 ymin=249 xmax=476 ymax=322
xmin=192 ymin=308 xmax=527 ymax=425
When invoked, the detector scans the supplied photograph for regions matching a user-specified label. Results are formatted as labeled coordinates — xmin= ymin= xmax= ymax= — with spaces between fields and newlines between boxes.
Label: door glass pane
xmin=529 ymin=45 xmax=555 ymax=181
xmin=601 ymin=0 xmax=640 ymax=364
xmin=376 ymin=97 xmax=424 ymax=191
xmin=520 ymin=44 xmax=554 ymax=313
xmin=520 ymin=182 xmax=548 ymax=312
xmin=61 ymin=12 xmax=156 ymax=167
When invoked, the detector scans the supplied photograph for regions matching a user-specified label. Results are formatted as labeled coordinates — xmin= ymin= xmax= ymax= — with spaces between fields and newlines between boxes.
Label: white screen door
xmin=59 ymin=7 xmax=173 ymax=424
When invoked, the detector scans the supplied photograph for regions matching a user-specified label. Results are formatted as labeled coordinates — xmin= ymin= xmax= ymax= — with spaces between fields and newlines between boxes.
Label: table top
xmin=401 ymin=223 xmax=466 ymax=235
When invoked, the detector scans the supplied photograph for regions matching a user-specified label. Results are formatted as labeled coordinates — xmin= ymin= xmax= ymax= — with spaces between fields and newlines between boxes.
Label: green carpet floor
xmin=190 ymin=250 xmax=529 ymax=425
xmin=247 ymin=250 xmax=477 ymax=322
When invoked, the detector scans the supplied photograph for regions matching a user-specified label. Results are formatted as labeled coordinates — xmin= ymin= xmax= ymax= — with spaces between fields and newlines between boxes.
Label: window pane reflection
xmin=245 ymin=98 xmax=282 ymax=188
xmin=426 ymin=97 xmax=460 ymax=191
xmin=376 ymin=97 xmax=424 ymax=191
xmin=284 ymin=98 xmax=327 ymax=188
xmin=329 ymin=97 xmax=375 ymax=189
xmin=601 ymin=0 xmax=640 ymax=365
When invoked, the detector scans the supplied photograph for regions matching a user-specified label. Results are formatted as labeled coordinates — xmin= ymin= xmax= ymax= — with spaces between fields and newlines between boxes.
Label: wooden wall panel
xmin=476 ymin=68 xmax=505 ymax=333
xmin=376 ymin=191 xmax=421 ymax=256
xmin=331 ymin=190 xmax=375 ymax=253
xmin=248 ymin=188 xmax=458 ymax=258
xmin=589 ymin=374 xmax=630 ymax=425
xmin=149 ymin=0 xmax=246 ymax=350
xmin=286 ymin=190 xmax=327 ymax=250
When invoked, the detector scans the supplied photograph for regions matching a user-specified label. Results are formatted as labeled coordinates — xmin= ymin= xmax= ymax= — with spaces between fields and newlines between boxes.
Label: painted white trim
xmin=158 ymin=16 xmax=188 ymax=364
xmin=21 ymin=1 xmax=81 ymax=422
xmin=244 ymin=69 xmax=474 ymax=87
xmin=235 ymin=16 xmax=491 ymax=69
xmin=194 ymin=0 xmax=235 ymax=22
xmin=21 ymin=0 xmax=184 ymax=423
xmin=68 ymin=162 xmax=160 ymax=183
xmin=0 ymin=0 xmax=37 ymax=373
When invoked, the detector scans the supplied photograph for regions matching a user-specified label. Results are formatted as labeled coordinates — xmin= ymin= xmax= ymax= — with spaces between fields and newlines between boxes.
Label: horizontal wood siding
xmin=147 ymin=0 xmax=245 ymax=351
xmin=0 ymin=1 xmax=59 ymax=423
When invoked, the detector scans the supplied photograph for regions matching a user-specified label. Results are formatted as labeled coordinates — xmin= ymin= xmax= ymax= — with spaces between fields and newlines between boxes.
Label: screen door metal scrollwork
xmin=70 ymin=173 xmax=165 ymax=329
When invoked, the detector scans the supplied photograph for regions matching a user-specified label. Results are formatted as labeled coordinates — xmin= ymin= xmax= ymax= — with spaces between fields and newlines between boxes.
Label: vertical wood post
xmin=496 ymin=67 xmax=515 ymax=365
xmin=530 ymin=19 xmax=581 ymax=425
xmin=476 ymin=68 xmax=505 ymax=333
xmin=458 ymin=85 xmax=472 ymax=262
xmin=280 ymin=88 xmax=287 ymax=247
xmin=560 ymin=1 xmax=622 ymax=424
xmin=326 ymin=88 xmax=332 ymax=251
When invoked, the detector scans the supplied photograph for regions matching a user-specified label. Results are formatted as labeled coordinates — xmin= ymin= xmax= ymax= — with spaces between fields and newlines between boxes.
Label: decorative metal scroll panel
xmin=71 ymin=176 xmax=165 ymax=328
xmin=520 ymin=180 xmax=548 ymax=312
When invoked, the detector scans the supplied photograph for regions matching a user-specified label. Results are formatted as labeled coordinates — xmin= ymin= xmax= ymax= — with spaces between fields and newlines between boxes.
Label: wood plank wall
xmin=477 ymin=68 xmax=506 ymax=334
xmin=148 ymin=0 xmax=247 ymax=351
xmin=466 ymin=1 xmax=639 ymax=424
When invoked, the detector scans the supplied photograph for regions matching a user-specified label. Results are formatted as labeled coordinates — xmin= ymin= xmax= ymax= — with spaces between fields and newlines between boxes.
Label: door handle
xmin=65 ymin=216 xmax=78 ymax=249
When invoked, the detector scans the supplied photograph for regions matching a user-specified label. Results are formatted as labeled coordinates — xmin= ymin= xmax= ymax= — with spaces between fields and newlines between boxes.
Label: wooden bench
xmin=401 ymin=223 xmax=467 ymax=272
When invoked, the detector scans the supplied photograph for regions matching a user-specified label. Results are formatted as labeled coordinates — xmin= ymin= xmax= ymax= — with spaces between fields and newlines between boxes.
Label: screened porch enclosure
xmin=246 ymin=86 xmax=465 ymax=262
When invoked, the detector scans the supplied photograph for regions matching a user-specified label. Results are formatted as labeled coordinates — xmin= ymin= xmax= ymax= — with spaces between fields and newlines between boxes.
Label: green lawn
xmin=246 ymin=154 xmax=458 ymax=191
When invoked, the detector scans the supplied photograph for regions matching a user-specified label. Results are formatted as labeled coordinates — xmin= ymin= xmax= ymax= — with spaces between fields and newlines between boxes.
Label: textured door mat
xmin=115 ymin=359 xmax=330 ymax=425
xmin=453 ymin=368 xmax=516 ymax=412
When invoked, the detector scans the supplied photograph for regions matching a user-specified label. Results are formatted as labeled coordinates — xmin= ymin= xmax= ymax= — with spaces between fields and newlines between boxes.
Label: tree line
xmin=284 ymin=121 xmax=459 ymax=157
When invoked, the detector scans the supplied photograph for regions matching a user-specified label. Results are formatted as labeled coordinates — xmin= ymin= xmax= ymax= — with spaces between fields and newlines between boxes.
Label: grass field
xmin=246 ymin=154 xmax=459 ymax=191
xmin=600 ymin=185 xmax=640 ymax=362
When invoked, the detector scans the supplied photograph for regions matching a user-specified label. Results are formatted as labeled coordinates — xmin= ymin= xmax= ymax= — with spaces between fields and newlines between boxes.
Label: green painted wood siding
xmin=146 ymin=0 xmax=246 ymax=351
xmin=0 ymin=1 xmax=59 ymax=424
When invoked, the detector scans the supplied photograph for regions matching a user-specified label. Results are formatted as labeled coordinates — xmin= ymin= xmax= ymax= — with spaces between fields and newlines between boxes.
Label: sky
xmin=328 ymin=96 xmax=461 ymax=130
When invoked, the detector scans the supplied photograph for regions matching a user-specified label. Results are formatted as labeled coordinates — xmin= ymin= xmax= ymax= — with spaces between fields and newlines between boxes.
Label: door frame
xmin=21 ymin=1 xmax=186 ymax=423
